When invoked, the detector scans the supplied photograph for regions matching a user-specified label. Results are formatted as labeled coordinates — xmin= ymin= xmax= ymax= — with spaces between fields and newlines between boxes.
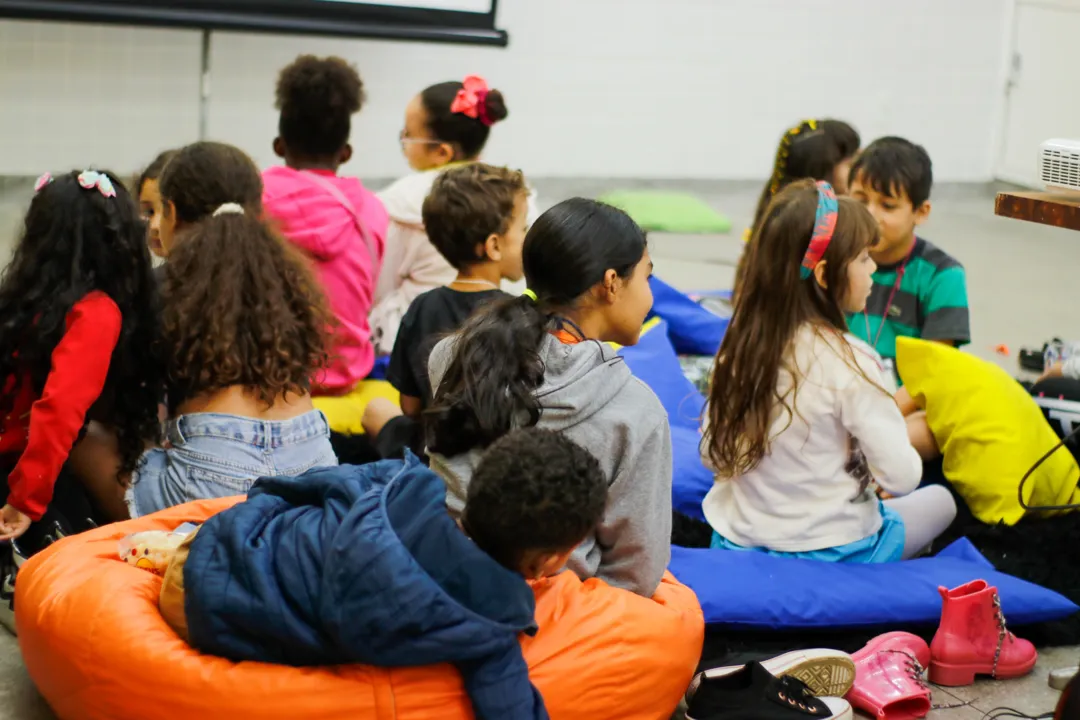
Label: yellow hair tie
xmin=521 ymin=289 xmax=537 ymax=301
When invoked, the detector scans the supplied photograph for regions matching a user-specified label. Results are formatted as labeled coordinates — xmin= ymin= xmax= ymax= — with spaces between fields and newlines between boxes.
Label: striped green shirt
xmin=847 ymin=237 xmax=970 ymax=360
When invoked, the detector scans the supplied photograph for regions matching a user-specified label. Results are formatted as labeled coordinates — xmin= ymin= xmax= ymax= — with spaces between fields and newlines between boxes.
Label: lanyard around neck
xmin=863 ymin=245 xmax=915 ymax=349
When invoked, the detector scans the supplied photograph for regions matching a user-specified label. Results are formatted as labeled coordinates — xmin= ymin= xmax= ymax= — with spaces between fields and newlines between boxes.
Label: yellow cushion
xmin=897 ymin=337 xmax=1080 ymax=525
xmin=312 ymin=379 xmax=400 ymax=436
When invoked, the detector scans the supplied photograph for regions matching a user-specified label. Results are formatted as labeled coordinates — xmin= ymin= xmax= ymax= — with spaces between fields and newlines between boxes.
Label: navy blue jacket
xmin=184 ymin=454 xmax=548 ymax=720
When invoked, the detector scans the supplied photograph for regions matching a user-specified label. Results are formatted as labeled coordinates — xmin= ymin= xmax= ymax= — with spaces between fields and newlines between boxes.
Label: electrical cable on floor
xmin=979 ymin=708 xmax=1054 ymax=720
xmin=932 ymin=697 xmax=975 ymax=711
xmin=1018 ymin=423 xmax=1080 ymax=511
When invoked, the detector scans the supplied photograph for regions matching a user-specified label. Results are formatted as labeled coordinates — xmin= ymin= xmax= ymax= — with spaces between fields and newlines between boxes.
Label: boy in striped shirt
xmin=847 ymin=136 xmax=970 ymax=376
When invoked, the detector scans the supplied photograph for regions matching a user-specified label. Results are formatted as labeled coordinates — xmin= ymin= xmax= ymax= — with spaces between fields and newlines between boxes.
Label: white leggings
xmin=883 ymin=484 xmax=958 ymax=560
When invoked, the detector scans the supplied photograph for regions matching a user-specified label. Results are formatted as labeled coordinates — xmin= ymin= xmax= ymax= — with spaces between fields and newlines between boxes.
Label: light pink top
xmin=262 ymin=166 xmax=389 ymax=393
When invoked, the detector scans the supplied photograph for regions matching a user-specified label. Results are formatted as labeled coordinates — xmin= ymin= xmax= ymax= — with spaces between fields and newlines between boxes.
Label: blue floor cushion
xmin=669 ymin=538 xmax=1078 ymax=629
xmin=647 ymin=277 xmax=728 ymax=357
xmin=617 ymin=318 xmax=704 ymax=430
xmin=615 ymin=314 xmax=712 ymax=518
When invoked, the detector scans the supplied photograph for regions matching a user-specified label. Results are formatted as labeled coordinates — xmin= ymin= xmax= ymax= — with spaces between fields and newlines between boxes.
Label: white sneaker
xmin=699 ymin=649 xmax=856 ymax=698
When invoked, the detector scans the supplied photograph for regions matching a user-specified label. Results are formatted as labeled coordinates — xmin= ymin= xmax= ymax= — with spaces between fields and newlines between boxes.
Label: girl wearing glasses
xmin=372 ymin=75 xmax=535 ymax=354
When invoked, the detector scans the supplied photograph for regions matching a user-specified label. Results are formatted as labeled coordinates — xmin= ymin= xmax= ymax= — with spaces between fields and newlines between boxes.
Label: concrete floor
xmin=0 ymin=179 xmax=1078 ymax=718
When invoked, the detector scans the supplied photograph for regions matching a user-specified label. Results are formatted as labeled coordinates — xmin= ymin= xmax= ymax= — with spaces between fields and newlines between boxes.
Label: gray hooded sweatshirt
xmin=426 ymin=333 xmax=673 ymax=598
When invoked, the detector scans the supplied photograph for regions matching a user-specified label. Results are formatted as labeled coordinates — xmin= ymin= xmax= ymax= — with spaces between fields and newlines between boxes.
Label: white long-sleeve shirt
xmin=702 ymin=325 xmax=922 ymax=552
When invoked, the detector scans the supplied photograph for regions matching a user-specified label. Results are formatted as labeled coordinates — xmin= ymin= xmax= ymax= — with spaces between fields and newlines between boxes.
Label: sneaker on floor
xmin=686 ymin=662 xmax=853 ymax=720
xmin=695 ymin=649 xmax=856 ymax=698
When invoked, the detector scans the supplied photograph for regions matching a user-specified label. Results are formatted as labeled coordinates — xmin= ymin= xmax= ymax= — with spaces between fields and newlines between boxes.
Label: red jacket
xmin=0 ymin=292 xmax=121 ymax=519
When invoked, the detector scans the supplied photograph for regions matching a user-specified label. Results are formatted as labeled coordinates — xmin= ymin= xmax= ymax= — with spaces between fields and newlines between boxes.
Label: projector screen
xmin=0 ymin=0 xmax=506 ymax=46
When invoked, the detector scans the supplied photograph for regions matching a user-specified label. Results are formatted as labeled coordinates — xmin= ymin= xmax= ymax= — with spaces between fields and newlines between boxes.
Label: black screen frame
xmin=0 ymin=0 xmax=507 ymax=46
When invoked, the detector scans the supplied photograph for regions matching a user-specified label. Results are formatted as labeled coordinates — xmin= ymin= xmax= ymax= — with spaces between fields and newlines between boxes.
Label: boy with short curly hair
xmin=363 ymin=163 xmax=529 ymax=458
xmin=162 ymin=428 xmax=608 ymax=720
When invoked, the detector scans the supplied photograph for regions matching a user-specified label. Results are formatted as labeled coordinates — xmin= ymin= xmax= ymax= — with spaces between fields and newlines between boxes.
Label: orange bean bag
xmin=17 ymin=498 xmax=703 ymax=720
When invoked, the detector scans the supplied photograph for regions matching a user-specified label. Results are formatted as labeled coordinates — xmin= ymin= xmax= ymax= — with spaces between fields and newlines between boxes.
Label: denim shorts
xmin=126 ymin=410 xmax=338 ymax=518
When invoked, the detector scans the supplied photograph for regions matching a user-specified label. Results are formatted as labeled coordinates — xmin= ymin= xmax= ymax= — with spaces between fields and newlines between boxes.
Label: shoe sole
xmin=702 ymin=650 xmax=857 ymax=698
xmin=686 ymin=695 xmax=853 ymax=720
xmin=928 ymin=655 xmax=1039 ymax=687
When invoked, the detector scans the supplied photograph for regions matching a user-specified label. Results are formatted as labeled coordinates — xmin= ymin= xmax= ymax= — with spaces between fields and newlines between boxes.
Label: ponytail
xmin=426 ymin=197 xmax=647 ymax=458
xmin=426 ymin=295 xmax=548 ymax=457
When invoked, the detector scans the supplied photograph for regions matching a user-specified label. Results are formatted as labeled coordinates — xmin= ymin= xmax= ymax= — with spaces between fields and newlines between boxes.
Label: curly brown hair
xmin=157 ymin=142 xmax=329 ymax=410
xmin=422 ymin=163 xmax=527 ymax=269
xmin=276 ymin=55 xmax=364 ymax=158
xmin=704 ymin=179 xmax=879 ymax=478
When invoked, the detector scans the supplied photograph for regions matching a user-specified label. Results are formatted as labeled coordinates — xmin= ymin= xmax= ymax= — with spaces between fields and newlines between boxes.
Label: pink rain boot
xmin=929 ymin=580 xmax=1038 ymax=687
xmin=845 ymin=632 xmax=932 ymax=720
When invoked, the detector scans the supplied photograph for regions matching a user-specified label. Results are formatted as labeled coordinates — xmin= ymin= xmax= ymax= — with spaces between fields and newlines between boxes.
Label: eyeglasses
xmin=399 ymin=130 xmax=442 ymax=147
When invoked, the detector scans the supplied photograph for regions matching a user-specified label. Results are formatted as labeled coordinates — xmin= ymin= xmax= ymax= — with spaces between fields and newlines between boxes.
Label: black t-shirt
xmin=387 ymin=287 xmax=507 ymax=405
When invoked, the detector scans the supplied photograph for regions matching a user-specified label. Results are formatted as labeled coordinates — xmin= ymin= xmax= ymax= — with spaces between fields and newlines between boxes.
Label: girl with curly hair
xmin=125 ymin=141 xmax=338 ymax=517
xmin=263 ymin=55 xmax=388 ymax=404
xmin=0 ymin=170 xmax=164 ymax=543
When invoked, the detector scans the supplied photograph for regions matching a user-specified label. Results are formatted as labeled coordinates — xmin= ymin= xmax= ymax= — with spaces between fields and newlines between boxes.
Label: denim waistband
xmin=166 ymin=410 xmax=330 ymax=449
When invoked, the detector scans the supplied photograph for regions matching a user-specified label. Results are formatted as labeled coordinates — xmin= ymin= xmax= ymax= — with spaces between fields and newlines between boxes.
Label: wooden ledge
xmin=995 ymin=191 xmax=1080 ymax=231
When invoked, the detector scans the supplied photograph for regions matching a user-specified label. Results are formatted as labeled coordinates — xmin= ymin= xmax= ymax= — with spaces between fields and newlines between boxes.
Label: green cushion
xmin=597 ymin=190 xmax=732 ymax=234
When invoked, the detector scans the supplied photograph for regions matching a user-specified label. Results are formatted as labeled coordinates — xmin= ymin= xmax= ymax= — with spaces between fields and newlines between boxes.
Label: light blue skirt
xmin=710 ymin=505 xmax=906 ymax=563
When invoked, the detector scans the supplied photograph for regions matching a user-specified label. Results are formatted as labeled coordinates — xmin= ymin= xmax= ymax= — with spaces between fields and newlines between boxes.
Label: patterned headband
xmin=800 ymin=181 xmax=838 ymax=279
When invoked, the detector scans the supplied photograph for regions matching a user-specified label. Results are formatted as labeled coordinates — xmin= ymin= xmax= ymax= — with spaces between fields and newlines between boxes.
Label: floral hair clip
xmin=450 ymin=75 xmax=494 ymax=127
xmin=77 ymin=170 xmax=117 ymax=199
xmin=34 ymin=173 xmax=52 ymax=192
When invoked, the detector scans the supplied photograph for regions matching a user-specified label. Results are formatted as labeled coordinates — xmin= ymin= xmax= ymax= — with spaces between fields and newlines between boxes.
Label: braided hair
xmin=0 ymin=171 xmax=164 ymax=475
xmin=751 ymin=119 xmax=860 ymax=232
xmin=425 ymin=198 xmax=646 ymax=457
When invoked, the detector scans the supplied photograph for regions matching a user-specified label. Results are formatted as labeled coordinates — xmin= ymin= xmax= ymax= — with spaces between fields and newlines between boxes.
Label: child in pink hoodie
xmin=263 ymin=55 xmax=389 ymax=397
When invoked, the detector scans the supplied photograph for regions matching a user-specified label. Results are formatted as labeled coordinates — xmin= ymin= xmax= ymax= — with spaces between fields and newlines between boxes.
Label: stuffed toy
xmin=118 ymin=524 xmax=198 ymax=576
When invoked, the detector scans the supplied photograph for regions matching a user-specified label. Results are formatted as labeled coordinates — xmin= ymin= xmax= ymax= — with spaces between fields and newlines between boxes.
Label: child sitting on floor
xmin=371 ymin=75 xmax=535 ymax=353
xmin=262 ymin=55 xmax=388 ymax=398
xmin=159 ymin=428 xmax=608 ymax=720
xmin=0 ymin=170 xmax=163 ymax=543
xmin=122 ymin=141 xmax=338 ymax=518
xmin=426 ymin=198 xmax=672 ymax=597
xmin=846 ymin=136 xmax=970 ymax=368
xmin=702 ymin=179 xmax=956 ymax=563
xmin=134 ymin=149 xmax=177 ymax=261
xmin=363 ymin=163 xmax=529 ymax=459
xmin=847 ymin=137 xmax=969 ymax=459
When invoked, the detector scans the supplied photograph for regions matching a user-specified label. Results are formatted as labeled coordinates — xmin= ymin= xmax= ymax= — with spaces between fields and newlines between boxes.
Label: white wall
xmin=0 ymin=0 xmax=1009 ymax=180
xmin=997 ymin=0 xmax=1080 ymax=185
xmin=0 ymin=21 xmax=203 ymax=176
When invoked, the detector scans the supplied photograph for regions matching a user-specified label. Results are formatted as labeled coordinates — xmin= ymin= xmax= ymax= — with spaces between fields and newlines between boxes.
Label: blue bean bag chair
xmin=617 ymin=318 xmax=703 ymax=431
xmin=647 ymin=277 xmax=728 ymax=356
xmin=616 ymin=323 xmax=712 ymax=521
